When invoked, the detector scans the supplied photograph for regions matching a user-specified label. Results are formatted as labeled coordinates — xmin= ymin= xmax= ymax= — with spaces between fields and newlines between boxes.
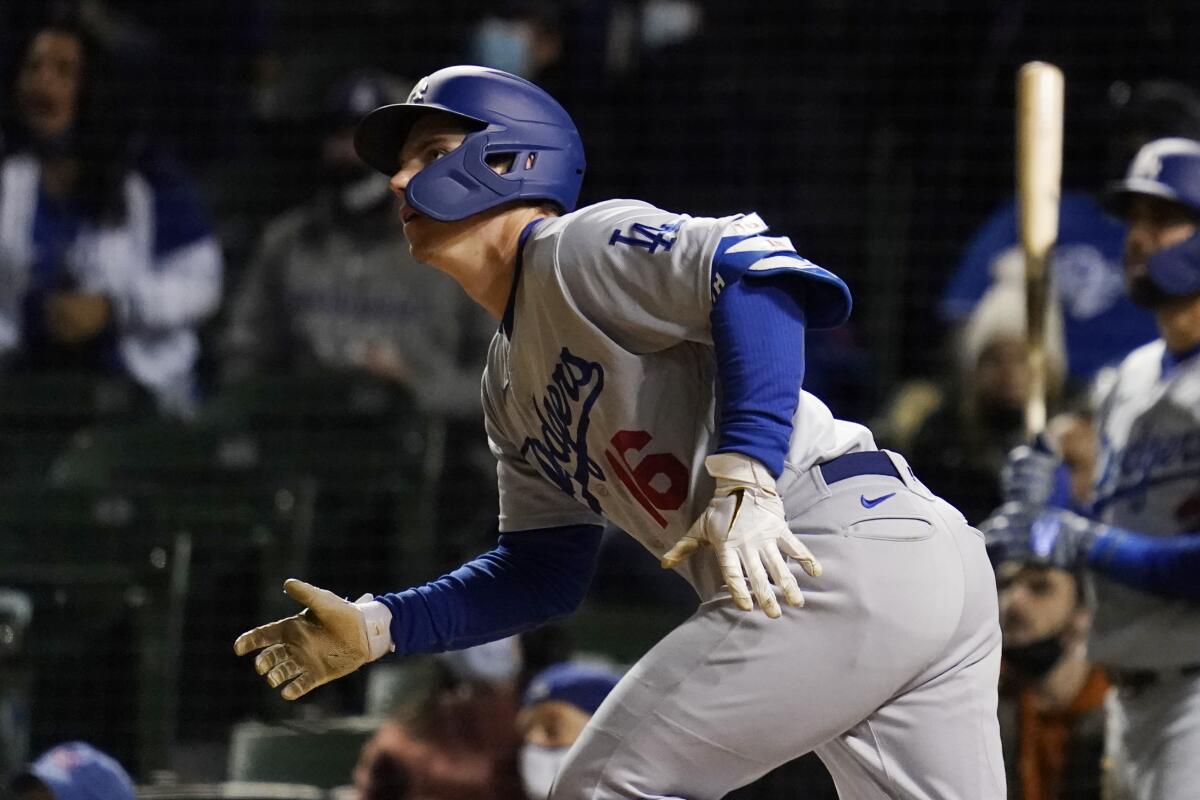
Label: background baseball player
xmin=235 ymin=66 xmax=1005 ymax=799
xmin=985 ymin=137 xmax=1200 ymax=800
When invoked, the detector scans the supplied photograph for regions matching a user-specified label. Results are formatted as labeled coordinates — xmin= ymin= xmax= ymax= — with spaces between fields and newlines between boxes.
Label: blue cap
xmin=12 ymin=742 xmax=136 ymax=800
xmin=521 ymin=662 xmax=622 ymax=716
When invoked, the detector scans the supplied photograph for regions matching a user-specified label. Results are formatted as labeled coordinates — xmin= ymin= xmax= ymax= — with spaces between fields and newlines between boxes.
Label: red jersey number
xmin=604 ymin=429 xmax=689 ymax=528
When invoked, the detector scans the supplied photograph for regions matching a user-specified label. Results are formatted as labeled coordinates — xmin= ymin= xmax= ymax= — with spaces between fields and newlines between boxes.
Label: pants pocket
xmin=847 ymin=515 xmax=935 ymax=542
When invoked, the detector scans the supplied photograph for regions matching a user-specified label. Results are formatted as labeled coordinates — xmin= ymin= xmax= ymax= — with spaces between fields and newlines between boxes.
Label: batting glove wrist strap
xmin=705 ymin=452 xmax=779 ymax=492
xmin=354 ymin=596 xmax=396 ymax=661
xmin=234 ymin=578 xmax=375 ymax=701
xmin=661 ymin=452 xmax=821 ymax=619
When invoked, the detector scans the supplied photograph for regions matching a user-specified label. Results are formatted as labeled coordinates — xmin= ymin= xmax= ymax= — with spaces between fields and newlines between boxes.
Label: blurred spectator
xmin=941 ymin=80 xmax=1200 ymax=385
xmin=0 ymin=590 xmax=32 ymax=780
xmin=220 ymin=71 xmax=492 ymax=420
xmin=981 ymin=411 xmax=1107 ymax=800
xmin=468 ymin=3 xmax=563 ymax=85
xmin=907 ymin=282 xmax=1067 ymax=524
xmin=352 ymin=639 xmax=525 ymax=800
xmin=993 ymin=556 xmax=1107 ymax=800
xmin=7 ymin=741 xmax=135 ymax=800
xmin=0 ymin=15 xmax=223 ymax=415
xmin=516 ymin=661 xmax=621 ymax=800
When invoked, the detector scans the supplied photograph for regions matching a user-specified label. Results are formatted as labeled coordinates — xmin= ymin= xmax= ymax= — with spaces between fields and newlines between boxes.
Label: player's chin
xmin=402 ymin=217 xmax=438 ymax=258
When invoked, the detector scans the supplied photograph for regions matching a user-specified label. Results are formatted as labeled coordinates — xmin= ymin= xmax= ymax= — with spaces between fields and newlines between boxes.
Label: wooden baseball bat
xmin=1016 ymin=61 xmax=1064 ymax=438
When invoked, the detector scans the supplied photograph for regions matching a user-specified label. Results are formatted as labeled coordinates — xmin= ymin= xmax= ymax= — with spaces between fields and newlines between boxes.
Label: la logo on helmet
xmin=408 ymin=77 xmax=429 ymax=104
xmin=1133 ymin=151 xmax=1163 ymax=181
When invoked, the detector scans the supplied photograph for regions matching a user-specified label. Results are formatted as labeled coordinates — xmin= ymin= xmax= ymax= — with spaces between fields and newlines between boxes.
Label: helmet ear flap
xmin=407 ymin=132 xmax=520 ymax=220
xmin=354 ymin=66 xmax=585 ymax=218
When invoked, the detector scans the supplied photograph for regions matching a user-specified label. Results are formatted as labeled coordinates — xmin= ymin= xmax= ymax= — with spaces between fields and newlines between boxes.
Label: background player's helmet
xmin=1105 ymin=137 xmax=1200 ymax=297
xmin=1104 ymin=137 xmax=1200 ymax=219
xmin=353 ymin=65 xmax=585 ymax=221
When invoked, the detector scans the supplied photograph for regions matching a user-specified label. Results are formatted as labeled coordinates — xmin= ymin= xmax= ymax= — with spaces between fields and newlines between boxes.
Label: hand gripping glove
xmin=233 ymin=579 xmax=394 ymax=700
xmin=661 ymin=453 xmax=821 ymax=618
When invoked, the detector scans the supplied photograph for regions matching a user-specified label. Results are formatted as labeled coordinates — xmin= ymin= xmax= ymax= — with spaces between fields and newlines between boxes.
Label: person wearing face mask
xmin=989 ymin=551 xmax=1108 ymax=800
xmin=516 ymin=662 xmax=622 ymax=800
xmin=984 ymin=410 xmax=1108 ymax=800
xmin=221 ymin=71 xmax=493 ymax=419
xmin=0 ymin=14 xmax=223 ymax=415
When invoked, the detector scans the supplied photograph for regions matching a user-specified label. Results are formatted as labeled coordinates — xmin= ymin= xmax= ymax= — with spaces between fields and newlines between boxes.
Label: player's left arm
xmin=987 ymin=503 xmax=1200 ymax=602
xmin=660 ymin=224 xmax=851 ymax=617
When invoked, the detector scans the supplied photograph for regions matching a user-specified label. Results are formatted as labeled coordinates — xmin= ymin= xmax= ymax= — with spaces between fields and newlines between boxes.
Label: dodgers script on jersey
xmin=480 ymin=199 xmax=874 ymax=599
xmin=1089 ymin=339 xmax=1200 ymax=668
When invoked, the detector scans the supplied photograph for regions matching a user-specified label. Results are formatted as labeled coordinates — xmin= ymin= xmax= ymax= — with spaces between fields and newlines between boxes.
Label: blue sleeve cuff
xmin=375 ymin=524 xmax=603 ymax=654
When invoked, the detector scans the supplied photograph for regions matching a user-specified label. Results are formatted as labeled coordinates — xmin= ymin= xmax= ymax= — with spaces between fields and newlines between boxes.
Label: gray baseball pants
xmin=552 ymin=452 xmax=1005 ymax=799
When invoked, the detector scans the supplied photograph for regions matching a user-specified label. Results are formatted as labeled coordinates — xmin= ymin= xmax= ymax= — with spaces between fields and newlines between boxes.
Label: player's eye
xmin=1028 ymin=578 xmax=1052 ymax=596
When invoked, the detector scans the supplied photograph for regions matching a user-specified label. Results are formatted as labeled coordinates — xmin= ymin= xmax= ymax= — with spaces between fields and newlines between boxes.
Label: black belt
xmin=1110 ymin=664 xmax=1200 ymax=692
xmin=819 ymin=451 xmax=902 ymax=485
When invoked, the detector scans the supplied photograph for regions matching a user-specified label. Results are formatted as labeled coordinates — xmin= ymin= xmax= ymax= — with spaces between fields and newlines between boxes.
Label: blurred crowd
xmin=1 ymin=0 xmax=1199 ymax=798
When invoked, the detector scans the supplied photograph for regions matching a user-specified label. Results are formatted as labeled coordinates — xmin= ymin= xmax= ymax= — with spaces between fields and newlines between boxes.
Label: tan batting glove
xmin=661 ymin=453 xmax=821 ymax=618
xmin=233 ymin=578 xmax=394 ymax=701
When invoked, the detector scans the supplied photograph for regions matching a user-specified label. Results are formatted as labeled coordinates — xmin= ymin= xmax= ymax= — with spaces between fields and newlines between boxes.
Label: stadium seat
xmin=227 ymin=719 xmax=377 ymax=790
xmin=136 ymin=782 xmax=325 ymax=800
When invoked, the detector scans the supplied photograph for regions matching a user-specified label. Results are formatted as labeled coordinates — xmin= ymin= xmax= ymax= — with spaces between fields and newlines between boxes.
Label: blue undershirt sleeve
xmin=374 ymin=523 xmax=604 ymax=654
xmin=1088 ymin=527 xmax=1200 ymax=603
xmin=711 ymin=277 xmax=807 ymax=478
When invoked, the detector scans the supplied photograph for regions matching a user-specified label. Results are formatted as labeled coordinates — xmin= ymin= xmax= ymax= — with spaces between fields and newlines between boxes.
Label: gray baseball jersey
xmin=1089 ymin=339 xmax=1200 ymax=668
xmin=482 ymin=199 xmax=1004 ymax=798
xmin=482 ymin=199 xmax=874 ymax=596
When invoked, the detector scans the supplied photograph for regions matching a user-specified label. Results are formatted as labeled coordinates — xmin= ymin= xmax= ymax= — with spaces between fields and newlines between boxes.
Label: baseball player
xmin=985 ymin=137 xmax=1200 ymax=800
xmin=235 ymin=66 xmax=1004 ymax=799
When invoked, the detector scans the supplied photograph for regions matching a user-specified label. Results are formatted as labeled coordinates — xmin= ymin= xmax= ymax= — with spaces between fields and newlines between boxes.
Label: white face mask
xmin=519 ymin=743 xmax=570 ymax=800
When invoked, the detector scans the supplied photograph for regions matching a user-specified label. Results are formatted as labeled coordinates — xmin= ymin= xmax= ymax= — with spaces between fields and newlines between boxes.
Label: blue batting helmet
xmin=1104 ymin=137 xmax=1200 ymax=218
xmin=353 ymin=65 xmax=585 ymax=221
xmin=1105 ymin=137 xmax=1200 ymax=297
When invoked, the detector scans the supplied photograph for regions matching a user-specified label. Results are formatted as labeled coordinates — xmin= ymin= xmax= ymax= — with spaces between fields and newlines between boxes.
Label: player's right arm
xmin=234 ymin=523 xmax=604 ymax=700
xmin=235 ymin=391 xmax=606 ymax=701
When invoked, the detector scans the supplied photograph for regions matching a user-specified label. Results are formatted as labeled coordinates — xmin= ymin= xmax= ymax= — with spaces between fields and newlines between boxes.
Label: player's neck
xmin=426 ymin=206 xmax=549 ymax=321
xmin=1155 ymin=295 xmax=1200 ymax=354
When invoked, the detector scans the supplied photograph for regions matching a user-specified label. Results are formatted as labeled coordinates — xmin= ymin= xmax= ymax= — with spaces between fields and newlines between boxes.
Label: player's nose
xmin=388 ymin=169 xmax=408 ymax=199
